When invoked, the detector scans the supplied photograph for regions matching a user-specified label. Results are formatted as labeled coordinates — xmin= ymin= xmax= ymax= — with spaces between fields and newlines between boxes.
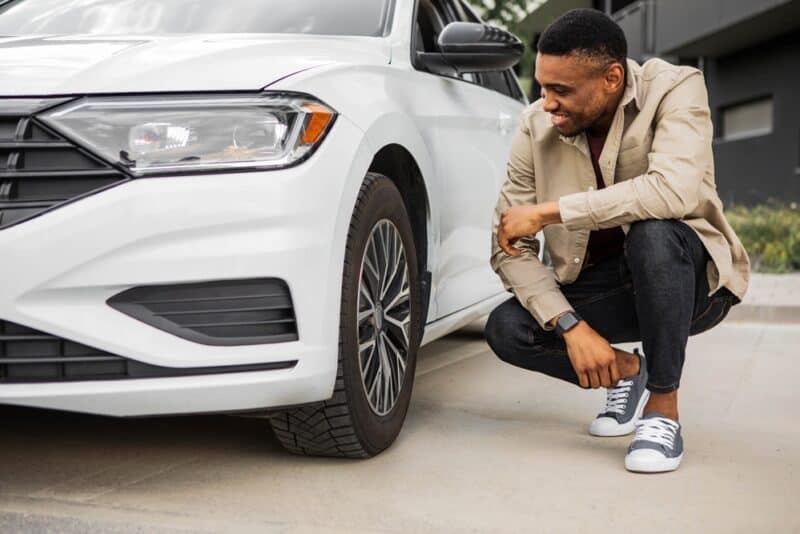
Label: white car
xmin=0 ymin=0 xmax=527 ymax=457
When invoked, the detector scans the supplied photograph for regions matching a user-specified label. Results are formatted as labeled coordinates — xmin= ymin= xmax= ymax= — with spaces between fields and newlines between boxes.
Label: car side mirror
xmin=417 ymin=22 xmax=524 ymax=76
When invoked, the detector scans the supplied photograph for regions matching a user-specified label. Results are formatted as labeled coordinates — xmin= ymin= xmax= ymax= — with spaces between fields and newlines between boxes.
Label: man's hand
xmin=498 ymin=205 xmax=542 ymax=256
xmin=561 ymin=321 xmax=619 ymax=389
xmin=497 ymin=201 xmax=562 ymax=257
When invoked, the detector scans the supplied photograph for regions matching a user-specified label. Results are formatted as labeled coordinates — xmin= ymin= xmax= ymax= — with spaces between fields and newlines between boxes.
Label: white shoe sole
xmin=625 ymin=452 xmax=683 ymax=473
xmin=589 ymin=389 xmax=651 ymax=437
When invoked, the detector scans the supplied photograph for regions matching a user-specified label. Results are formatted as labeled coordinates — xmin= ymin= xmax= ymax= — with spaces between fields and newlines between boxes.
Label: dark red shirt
xmin=585 ymin=132 xmax=625 ymax=267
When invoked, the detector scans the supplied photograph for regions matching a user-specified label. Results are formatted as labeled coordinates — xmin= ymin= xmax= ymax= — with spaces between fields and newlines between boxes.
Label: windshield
xmin=0 ymin=0 xmax=394 ymax=37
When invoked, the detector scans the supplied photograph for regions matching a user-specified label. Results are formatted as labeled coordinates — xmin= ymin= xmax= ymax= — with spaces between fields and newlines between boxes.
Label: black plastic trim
xmin=0 ymin=318 xmax=297 ymax=384
xmin=0 ymin=360 xmax=297 ymax=384
xmin=108 ymin=278 xmax=299 ymax=347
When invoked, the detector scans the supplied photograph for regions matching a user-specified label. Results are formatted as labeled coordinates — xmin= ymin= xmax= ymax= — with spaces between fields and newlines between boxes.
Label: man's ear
xmin=604 ymin=63 xmax=625 ymax=93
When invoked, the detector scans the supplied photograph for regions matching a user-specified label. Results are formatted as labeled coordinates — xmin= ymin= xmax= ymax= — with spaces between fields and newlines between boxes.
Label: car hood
xmin=0 ymin=34 xmax=390 ymax=96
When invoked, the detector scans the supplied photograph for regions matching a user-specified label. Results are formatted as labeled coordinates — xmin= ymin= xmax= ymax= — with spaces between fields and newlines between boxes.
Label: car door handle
xmin=498 ymin=112 xmax=513 ymax=135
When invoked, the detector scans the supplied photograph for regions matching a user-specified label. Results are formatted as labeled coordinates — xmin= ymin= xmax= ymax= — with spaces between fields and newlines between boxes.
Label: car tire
xmin=270 ymin=172 xmax=421 ymax=458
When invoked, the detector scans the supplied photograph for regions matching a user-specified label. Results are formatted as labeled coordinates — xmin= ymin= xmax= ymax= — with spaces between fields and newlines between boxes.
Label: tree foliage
xmin=467 ymin=0 xmax=536 ymax=34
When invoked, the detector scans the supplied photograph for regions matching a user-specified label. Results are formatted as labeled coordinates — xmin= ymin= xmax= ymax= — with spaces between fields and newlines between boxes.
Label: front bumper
xmin=0 ymin=116 xmax=372 ymax=415
xmin=0 ymin=366 xmax=333 ymax=417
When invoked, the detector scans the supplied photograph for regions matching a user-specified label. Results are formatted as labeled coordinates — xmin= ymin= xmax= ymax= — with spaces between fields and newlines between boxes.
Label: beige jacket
xmin=490 ymin=58 xmax=750 ymax=329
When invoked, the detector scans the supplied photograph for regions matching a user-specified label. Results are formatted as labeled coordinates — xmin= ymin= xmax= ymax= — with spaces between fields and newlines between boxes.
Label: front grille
xmin=0 ymin=319 xmax=297 ymax=383
xmin=0 ymin=99 xmax=128 ymax=229
xmin=108 ymin=278 xmax=299 ymax=346
xmin=0 ymin=320 xmax=128 ymax=382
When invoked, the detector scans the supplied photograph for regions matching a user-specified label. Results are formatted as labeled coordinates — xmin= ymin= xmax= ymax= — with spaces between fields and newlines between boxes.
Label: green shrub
xmin=726 ymin=203 xmax=800 ymax=273
xmin=518 ymin=76 xmax=532 ymax=99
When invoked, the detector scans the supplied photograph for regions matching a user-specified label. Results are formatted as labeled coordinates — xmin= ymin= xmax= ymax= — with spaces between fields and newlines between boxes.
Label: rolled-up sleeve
xmin=491 ymin=119 xmax=572 ymax=329
xmin=559 ymin=72 xmax=712 ymax=230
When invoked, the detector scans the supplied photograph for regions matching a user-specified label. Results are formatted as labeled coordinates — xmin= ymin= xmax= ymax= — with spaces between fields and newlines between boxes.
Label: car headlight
xmin=39 ymin=93 xmax=336 ymax=176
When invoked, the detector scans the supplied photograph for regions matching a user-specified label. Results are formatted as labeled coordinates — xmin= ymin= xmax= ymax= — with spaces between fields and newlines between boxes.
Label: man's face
xmin=534 ymin=53 xmax=621 ymax=137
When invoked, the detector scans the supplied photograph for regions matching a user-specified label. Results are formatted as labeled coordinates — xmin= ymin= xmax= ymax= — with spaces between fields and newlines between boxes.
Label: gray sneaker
xmin=625 ymin=412 xmax=684 ymax=473
xmin=589 ymin=348 xmax=650 ymax=437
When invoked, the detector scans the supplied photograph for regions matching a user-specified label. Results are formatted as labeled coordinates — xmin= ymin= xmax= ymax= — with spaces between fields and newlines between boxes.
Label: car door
xmin=409 ymin=0 xmax=526 ymax=319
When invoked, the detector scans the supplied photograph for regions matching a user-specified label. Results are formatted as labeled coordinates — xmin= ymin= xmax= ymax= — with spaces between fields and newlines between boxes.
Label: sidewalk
xmin=727 ymin=273 xmax=800 ymax=323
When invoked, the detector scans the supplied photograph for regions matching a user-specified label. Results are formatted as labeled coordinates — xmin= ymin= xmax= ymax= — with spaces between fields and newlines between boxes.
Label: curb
xmin=726 ymin=305 xmax=800 ymax=324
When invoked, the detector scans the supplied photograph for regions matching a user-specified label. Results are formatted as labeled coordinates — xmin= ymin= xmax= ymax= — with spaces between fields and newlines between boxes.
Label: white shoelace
xmin=632 ymin=416 xmax=680 ymax=448
xmin=603 ymin=379 xmax=633 ymax=415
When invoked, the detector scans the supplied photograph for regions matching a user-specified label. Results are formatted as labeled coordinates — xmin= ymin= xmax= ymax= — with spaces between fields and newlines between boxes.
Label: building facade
xmin=521 ymin=0 xmax=800 ymax=205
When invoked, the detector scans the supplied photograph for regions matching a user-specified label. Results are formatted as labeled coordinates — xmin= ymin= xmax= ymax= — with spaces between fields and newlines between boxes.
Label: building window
xmin=721 ymin=97 xmax=773 ymax=141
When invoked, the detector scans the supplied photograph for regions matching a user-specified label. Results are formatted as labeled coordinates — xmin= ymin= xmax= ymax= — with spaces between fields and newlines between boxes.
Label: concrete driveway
xmin=1 ymin=319 xmax=798 ymax=533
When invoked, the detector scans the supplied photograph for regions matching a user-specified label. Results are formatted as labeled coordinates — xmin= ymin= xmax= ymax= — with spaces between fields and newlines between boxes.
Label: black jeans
xmin=484 ymin=220 xmax=738 ymax=393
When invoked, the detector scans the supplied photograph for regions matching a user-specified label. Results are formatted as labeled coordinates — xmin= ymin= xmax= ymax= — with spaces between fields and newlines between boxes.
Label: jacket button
xmin=573 ymin=257 xmax=581 ymax=264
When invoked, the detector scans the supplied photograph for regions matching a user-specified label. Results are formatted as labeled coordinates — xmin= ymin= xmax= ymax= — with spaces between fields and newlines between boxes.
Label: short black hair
xmin=537 ymin=8 xmax=627 ymax=71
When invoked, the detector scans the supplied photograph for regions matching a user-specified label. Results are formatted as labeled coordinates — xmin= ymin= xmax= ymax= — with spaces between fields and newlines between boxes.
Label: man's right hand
xmin=561 ymin=321 xmax=619 ymax=389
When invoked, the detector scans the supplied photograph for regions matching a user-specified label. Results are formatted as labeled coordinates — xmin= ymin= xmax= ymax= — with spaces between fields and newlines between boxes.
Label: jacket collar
xmin=622 ymin=58 xmax=642 ymax=110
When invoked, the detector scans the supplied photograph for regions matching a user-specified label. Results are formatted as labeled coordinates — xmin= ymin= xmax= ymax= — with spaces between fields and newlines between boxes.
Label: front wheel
xmin=270 ymin=172 xmax=421 ymax=458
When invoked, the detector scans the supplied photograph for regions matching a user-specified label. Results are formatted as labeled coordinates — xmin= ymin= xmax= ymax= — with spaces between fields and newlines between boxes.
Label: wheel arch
xmin=367 ymin=144 xmax=433 ymax=329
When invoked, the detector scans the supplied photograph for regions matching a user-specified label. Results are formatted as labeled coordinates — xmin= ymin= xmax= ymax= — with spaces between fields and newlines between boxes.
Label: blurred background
xmin=468 ymin=0 xmax=800 ymax=272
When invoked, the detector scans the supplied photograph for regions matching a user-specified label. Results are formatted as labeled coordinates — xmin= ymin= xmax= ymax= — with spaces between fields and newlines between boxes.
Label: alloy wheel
xmin=356 ymin=219 xmax=412 ymax=416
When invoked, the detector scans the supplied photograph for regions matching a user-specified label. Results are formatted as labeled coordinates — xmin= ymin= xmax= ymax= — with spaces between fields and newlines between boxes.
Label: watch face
xmin=557 ymin=312 xmax=580 ymax=334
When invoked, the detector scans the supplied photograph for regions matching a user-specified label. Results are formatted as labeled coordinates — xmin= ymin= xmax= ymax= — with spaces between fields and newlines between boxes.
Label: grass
xmin=726 ymin=203 xmax=800 ymax=273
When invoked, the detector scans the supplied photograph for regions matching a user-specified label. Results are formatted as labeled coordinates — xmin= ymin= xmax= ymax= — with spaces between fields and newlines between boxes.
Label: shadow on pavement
xmin=0 ymin=404 xmax=284 ymax=457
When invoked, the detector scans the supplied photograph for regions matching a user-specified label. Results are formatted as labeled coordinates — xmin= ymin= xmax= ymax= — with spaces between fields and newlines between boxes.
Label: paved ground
xmin=1 ymin=317 xmax=799 ymax=533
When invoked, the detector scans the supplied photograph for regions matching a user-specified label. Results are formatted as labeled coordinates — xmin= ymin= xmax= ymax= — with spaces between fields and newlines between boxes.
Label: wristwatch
xmin=555 ymin=311 xmax=582 ymax=338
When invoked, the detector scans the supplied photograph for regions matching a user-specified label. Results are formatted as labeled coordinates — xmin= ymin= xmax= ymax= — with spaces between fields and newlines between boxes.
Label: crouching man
xmin=484 ymin=9 xmax=750 ymax=473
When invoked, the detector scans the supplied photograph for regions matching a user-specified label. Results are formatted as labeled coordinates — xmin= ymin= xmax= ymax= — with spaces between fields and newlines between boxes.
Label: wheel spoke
xmin=378 ymin=228 xmax=392 ymax=300
xmin=383 ymin=331 xmax=406 ymax=384
xmin=359 ymin=279 xmax=375 ymax=308
xmin=379 ymin=224 xmax=392 ymax=298
xmin=382 ymin=240 xmax=405 ymax=301
xmin=363 ymin=247 xmax=381 ymax=299
xmin=369 ymin=365 xmax=382 ymax=407
xmin=359 ymin=338 xmax=375 ymax=375
xmin=385 ymin=314 xmax=411 ymax=348
xmin=384 ymin=266 xmax=409 ymax=313
xmin=358 ymin=306 xmax=374 ymax=325
xmin=378 ymin=338 xmax=393 ymax=414
xmin=370 ymin=227 xmax=382 ymax=285
xmin=384 ymin=288 xmax=409 ymax=316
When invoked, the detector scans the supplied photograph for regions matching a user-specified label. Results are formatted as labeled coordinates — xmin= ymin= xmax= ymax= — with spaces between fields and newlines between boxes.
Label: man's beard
xmin=555 ymin=122 xmax=586 ymax=138
xmin=557 ymin=125 xmax=584 ymax=138
xmin=554 ymin=111 xmax=600 ymax=138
